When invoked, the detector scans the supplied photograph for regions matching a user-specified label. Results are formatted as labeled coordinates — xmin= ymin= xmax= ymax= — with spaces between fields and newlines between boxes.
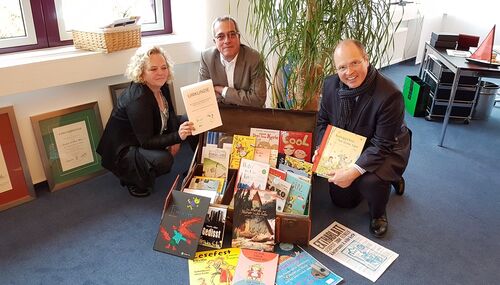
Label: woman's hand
xmin=178 ymin=121 xmax=195 ymax=140
xmin=169 ymin=143 xmax=181 ymax=156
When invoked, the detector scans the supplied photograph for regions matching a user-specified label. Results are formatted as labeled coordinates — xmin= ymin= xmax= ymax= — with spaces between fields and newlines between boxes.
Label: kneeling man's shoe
xmin=370 ymin=213 xmax=388 ymax=238
xmin=127 ymin=185 xmax=151 ymax=197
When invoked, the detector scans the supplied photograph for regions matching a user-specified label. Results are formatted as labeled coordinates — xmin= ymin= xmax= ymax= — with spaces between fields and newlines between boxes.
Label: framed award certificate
xmin=0 ymin=106 xmax=35 ymax=211
xmin=31 ymin=102 xmax=106 ymax=191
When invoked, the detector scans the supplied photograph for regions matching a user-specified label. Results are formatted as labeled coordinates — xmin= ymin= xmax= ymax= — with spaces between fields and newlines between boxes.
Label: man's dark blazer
xmin=199 ymin=44 xmax=266 ymax=107
xmin=97 ymin=82 xmax=181 ymax=172
xmin=316 ymin=72 xmax=411 ymax=182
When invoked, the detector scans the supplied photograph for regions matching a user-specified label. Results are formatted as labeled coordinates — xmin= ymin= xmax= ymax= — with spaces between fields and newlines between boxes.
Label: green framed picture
xmin=31 ymin=102 xmax=105 ymax=191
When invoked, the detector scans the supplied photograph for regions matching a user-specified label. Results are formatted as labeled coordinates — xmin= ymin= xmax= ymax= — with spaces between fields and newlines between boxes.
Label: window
xmin=0 ymin=0 xmax=172 ymax=54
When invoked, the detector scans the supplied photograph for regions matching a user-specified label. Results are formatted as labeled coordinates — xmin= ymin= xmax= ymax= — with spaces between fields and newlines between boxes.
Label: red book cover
xmin=278 ymin=130 xmax=313 ymax=163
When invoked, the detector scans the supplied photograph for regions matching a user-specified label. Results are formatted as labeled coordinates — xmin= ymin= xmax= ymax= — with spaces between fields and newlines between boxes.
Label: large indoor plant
xmin=239 ymin=0 xmax=398 ymax=110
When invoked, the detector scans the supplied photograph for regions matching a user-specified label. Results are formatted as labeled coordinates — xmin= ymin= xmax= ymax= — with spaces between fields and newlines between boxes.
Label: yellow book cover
xmin=229 ymin=135 xmax=256 ymax=169
xmin=312 ymin=125 xmax=367 ymax=179
xmin=188 ymin=248 xmax=241 ymax=285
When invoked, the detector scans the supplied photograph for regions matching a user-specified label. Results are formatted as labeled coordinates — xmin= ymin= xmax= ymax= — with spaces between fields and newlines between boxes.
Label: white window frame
xmin=54 ymin=0 xmax=165 ymax=41
xmin=0 ymin=0 xmax=38 ymax=49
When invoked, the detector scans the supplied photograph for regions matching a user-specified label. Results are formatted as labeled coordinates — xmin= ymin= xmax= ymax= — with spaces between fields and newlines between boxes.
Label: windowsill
xmin=0 ymin=34 xmax=201 ymax=97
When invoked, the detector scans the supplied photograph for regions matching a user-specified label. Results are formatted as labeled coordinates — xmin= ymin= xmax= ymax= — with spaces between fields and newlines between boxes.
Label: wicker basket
xmin=72 ymin=25 xmax=141 ymax=53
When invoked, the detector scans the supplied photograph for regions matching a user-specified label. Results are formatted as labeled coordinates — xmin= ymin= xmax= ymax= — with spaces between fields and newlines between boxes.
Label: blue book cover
xmin=276 ymin=245 xmax=343 ymax=285
xmin=283 ymin=172 xmax=310 ymax=215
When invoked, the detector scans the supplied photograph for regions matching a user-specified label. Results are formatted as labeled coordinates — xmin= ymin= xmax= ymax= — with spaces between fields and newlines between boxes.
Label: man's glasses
xmin=336 ymin=59 xmax=365 ymax=73
xmin=214 ymin=31 xmax=239 ymax=42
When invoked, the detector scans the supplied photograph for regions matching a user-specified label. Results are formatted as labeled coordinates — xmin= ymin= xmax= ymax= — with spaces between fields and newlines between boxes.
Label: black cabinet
xmin=422 ymin=54 xmax=479 ymax=122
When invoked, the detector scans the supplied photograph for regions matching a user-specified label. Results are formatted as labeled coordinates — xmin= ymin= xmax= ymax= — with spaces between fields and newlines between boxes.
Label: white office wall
xmin=416 ymin=0 xmax=499 ymax=63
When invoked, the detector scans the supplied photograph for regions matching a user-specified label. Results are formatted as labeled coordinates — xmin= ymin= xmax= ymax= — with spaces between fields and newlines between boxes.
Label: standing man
xmin=316 ymin=39 xmax=411 ymax=238
xmin=199 ymin=15 xmax=267 ymax=107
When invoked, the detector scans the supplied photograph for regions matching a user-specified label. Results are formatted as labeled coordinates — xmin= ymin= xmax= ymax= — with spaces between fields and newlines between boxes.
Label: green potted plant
xmin=239 ymin=0 xmax=398 ymax=110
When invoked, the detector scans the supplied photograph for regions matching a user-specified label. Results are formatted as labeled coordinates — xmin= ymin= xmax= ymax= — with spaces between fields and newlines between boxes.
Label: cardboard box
xmin=183 ymin=105 xmax=317 ymax=245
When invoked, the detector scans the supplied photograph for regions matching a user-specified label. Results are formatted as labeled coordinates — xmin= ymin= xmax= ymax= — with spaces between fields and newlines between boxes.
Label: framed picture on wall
xmin=108 ymin=82 xmax=130 ymax=106
xmin=0 ymin=106 xmax=35 ymax=211
xmin=30 ymin=102 xmax=106 ymax=192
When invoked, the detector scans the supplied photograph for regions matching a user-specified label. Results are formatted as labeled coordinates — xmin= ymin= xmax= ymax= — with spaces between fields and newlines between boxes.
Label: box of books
xmin=182 ymin=105 xmax=317 ymax=245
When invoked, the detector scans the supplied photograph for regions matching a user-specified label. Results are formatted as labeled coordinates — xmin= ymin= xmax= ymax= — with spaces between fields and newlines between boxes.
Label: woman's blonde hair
xmin=125 ymin=46 xmax=174 ymax=84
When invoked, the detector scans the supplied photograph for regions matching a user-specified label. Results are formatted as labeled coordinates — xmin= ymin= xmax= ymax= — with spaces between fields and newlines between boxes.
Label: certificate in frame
xmin=0 ymin=106 xmax=35 ymax=211
xmin=31 ymin=102 xmax=105 ymax=192
xmin=108 ymin=82 xmax=130 ymax=106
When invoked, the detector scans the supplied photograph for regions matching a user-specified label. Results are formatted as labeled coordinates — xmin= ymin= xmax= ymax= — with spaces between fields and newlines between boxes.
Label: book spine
xmin=312 ymin=124 xmax=333 ymax=172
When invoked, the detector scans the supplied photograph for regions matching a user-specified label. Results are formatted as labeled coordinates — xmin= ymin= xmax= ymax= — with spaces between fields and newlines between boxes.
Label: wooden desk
xmin=419 ymin=42 xmax=500 ymax=146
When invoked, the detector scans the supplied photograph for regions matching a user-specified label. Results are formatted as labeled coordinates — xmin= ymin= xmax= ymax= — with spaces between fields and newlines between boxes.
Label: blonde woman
xmin=97 ymin=46 xmax=194 ymax=197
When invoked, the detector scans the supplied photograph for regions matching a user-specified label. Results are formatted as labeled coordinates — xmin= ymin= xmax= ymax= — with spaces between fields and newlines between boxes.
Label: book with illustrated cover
xmin=153 ymin=191 xmax=210 ymax=259
xmin=250 ymin=127 xmax=280 ymax=166
xmin=312 ymin=125 xmax=366 ymax=179
xmin=275 ymin=244 xmax=343 ymax=285
xmin=189 ymin=176 xmax=225 ymax=195
xmin=232 ymin=189 xmax=276 ymax=252
xmin=199 ymin=205 xmax=227 ymax=249
xmin=188 ymin=248 xmax=240 ymax=285
xmin=269 ymin=167 xmax=287 ymax=180
xmin=278 ymin=130 xmax=313 ymax=166
xmin=283 ymin=172 xmax=311 ymax=215
xmin=234 ymin=158 xmax=270 ymax=192
xmin=230 ymin=135 xmax=256 ymax=169
xmin=202 ymin=147 xmax=229 ymax=179
xmin=281 ymin=155 xmax=313 ymax=178
xmin=232 ymin=249 xmax=279 ymax=285
xmin=266 ymin=173 xmax=291 ymax=213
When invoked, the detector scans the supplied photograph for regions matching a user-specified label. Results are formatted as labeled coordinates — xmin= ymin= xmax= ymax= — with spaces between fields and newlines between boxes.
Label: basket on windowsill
xmin=72 ymin=25 xmax=141 ymax=53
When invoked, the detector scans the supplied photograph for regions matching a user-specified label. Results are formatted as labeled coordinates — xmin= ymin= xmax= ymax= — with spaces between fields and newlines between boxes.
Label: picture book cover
xmin=312 ymin=125 xmax=366 ymax=179
xmin=188 ymin=248 xmax=240 ymax=285
xmin=153 ymin=191 xmax=211 ymax=259
xmin=276 ymin=245 xmax=343 ymax=285
xmin=229 ymin=135 xmax=256 ymax=169
xmin=266 ymin=173 xmax=291 ymax=213
xmin=232 ymin=189 xmax=276 ymax=252
xmin=232 ymin=249 xmax=279 ymax=285
xmin=202 ymin=147 xmax=230 ymax=179
xmin=283 ymin=172 xmax=311 ymax=215
xmin=234 ymin=158 xmax=270 ymax=193
xmin=278 ymin=130 xmax=313 ymax=165
xmin=269 ymin=167 xmax=287 ymax=180
xmin=189 ymin=176 xmax=225 ymax=196
xmin=250 ymin=127 xmax=280 ymax=166
xmin=283 ymin=155 xmax=313 ymax=178
xmin=199 ymin=205 xmax=227 ymax=249
xmin=275 ymin=242 xmax=304 ymax=265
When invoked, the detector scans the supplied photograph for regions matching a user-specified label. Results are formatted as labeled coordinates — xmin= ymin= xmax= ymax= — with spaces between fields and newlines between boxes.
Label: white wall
xmin=0 ymin=0 xmax=243 ymax=184
xmin=416 ymin=0 xmax=500 ymax=63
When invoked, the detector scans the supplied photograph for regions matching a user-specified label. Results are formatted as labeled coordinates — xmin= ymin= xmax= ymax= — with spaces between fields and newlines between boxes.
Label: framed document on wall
xmin=0 ymin=106 xmax=35 ymax=211
xmin=31 ymin=102 xmax=106 ymax=192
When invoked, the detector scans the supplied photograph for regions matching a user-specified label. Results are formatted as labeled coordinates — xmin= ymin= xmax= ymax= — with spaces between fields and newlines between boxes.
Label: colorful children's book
xmin=250 ymin=127 xmax=280 ymax=166
xmin=283 ymin=172 xmax=311 ymax=215
xmin=312 ymin=124 xmax=366 ymax=179
xmin=234 ymin=158 xmax=270 ymax=192
xmin=202 ymin=147 xmax=230 ymax=179
xmin=276 ymin=244 xmax=343 ymax=285
xmin=232 ymin=189 xmax=276 ymax=252
xmin=279 ymin=155 xmax=313 ymax=178
xmin=199 ymin=205 xmax=227 ymax=249
xmin=153 ymin=191 xmax=210 ymax=259
xmin=189 ymin=176 xmax=225 ymax=196
xmin=266 ymin=173 xmax=291 ymax=213
xmin=278 ymin=130 xmax=313 ymax=165
xmin=230 ymin=135 xmax=256 ymax=169
xmin=188 ymin=248 xmax=240 ymax=285
xmin=232 ymin=249 xmax=279 ymax=285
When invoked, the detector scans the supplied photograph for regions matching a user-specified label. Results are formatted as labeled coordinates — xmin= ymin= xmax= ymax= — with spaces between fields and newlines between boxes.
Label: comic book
xmin=229 ymin=135 xmax=256 ymax=169
xmin=188 ymin=248 xmax=240 ymax=285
